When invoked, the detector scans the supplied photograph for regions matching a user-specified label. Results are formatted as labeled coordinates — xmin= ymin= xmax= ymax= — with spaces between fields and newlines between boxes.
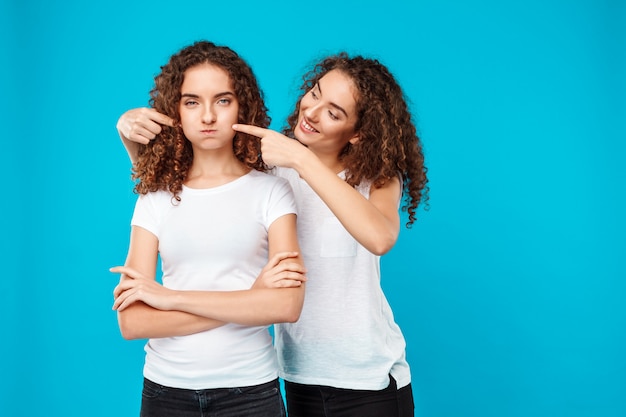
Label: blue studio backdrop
xmin=1 ymin=1 xmax=624 ymax=416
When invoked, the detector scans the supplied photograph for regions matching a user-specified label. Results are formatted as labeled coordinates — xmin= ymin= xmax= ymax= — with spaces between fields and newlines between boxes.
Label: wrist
xmin=291 ymin=146 xmax=315 ymax=175
xmin=167 ymin=290 xmax=185 ymax=311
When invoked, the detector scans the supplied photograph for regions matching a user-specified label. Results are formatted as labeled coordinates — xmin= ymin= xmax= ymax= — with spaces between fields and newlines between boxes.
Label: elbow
xmin=369 ymin=243 xmax=393 ymax=256
xmin=120 ymin=331 xmax=138 ymax=341
xmin=277 ymin=288 xmax=304 ymax=323
xmin=361 ymin=224 xmax=399 ymax=256
xmin=283 ymin=306 xmax=302 ymax=323
xmin=119 ymin=327 xmax=142 ymax=341
xmin=118 ymin=313 xmax=144 ymax=340
xmin=368 ymin=234 xmax=397 ymax=256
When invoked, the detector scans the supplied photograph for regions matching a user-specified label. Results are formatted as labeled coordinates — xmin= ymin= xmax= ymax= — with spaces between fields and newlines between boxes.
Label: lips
xmin=300 ymin=117 xmax=319 ymax=133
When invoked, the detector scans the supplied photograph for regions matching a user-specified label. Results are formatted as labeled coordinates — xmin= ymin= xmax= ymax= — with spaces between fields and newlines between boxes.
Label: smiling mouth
xmin=300 ymin=117 xmax=319 ymax=133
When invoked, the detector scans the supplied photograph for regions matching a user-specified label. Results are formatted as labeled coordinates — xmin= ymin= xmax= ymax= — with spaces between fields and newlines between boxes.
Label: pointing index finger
xmin=232 ymin=124 xmax=267 ymax=138
xmin=153 ymin=111 xmax=175 ymax=127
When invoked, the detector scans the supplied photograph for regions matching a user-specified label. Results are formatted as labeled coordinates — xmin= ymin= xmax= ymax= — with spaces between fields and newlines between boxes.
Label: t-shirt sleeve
xmin=130 ymin=193 xmax=161 ymax=238
xmin=265 ymin=177 xmax=297 ymax=228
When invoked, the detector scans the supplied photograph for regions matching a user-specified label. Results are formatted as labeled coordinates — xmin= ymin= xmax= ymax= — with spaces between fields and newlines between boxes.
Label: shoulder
xmin=353 ymin=175 xmax=401 ymax=203
xmin=247 ymin=169 xmax=290 ymax=189
xmin=136 ymin=189 xmax=178 ymax=208
xmin=271 ymin=166 xmax=298 ymax=179
xmin=245 ymin=171 xmax=295 ymax=212
xmin=143 ymin=189 xmax=175 ymax=201
xmin=270 ymin=167 xmax=301 ymax=189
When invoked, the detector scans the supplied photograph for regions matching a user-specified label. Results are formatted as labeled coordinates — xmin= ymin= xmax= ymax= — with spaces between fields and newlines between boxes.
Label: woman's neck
xmin=185 ymin=150 xmax=249 ymax=189
xmin=309 ymin=149 xmax=345 ymax=174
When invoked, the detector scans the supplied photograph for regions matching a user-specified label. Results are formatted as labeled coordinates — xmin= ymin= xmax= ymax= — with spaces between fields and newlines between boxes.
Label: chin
xmin=293 ymin=132 xmax=309 ymax=146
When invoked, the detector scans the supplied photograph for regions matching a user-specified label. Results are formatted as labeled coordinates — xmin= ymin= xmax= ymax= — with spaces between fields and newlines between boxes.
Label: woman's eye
xmin=184 ymin=100 xmax=198 ymax=106
xmin=311 ymin=91 xmax=318 ymax=100
xmin=218 ymin=98 xmax=231 ymax=105
xmin=328 ymin=111 xmax=338 ymax=120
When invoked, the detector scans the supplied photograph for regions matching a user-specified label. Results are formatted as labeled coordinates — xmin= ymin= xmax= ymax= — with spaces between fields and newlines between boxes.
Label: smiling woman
xmin=233 ymin=53 xmax=428 ymax=417
xmin=293 ymin=70 xmax=361 ymax=167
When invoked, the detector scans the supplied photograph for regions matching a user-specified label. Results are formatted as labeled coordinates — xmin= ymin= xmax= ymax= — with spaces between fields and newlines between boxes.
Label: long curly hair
xmin=283 ymin=53 xmax=429 ymax=226
xmin=133 ymin=41 xmax=270 ymax=201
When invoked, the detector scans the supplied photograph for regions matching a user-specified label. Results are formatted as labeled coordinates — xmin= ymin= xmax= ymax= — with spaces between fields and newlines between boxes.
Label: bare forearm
xmin=228 ymin=124 xmax=399 ymax=254
xmin=169 ymin=288 xmax=304 ymax=326
xmin=293 ymin=151 xmax=400 ymax=255
xmin=119 ymin=131 xmax=140 ymax=165
xmin=117 ymin=301 xmax=224 ymax=340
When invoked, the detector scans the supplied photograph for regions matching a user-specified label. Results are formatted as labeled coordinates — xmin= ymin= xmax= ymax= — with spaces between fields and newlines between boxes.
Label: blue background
xmin=2 ymin=1 xmax=624 ymax=416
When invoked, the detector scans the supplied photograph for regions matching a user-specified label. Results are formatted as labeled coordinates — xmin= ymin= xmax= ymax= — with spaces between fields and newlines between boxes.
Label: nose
xmin=202 ymin=105 xmax=216 ymax=124
xmin=303 ymin=102 xmax=321 ymax=122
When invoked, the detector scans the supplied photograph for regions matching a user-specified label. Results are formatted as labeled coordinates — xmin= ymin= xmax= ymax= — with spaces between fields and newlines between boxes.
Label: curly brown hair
xmin=133 ymin=41 xmax=270 ymax=201
xmin=283 ymin=53 xmax=429 ymax=226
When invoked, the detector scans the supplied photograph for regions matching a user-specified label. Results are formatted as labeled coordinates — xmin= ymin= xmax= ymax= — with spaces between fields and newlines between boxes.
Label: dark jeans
xmin=284 ymin=375 xmax=414 ymax=417
xmin=140 ymin=378 xmax=286 ymax=417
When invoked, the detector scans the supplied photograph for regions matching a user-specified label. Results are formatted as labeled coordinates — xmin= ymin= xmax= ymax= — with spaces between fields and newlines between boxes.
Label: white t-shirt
xmin=131 ymin=170 xmax=296 ymax=390
xmin=273 ymin=167 xmax=411 ymax=391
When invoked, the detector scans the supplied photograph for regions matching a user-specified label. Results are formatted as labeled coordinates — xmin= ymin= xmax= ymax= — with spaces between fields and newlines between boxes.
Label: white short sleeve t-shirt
xmin=272 ymin=167 xmax=411 ymax=391
xmin=131 ymin=170 xmax=296 ymax=390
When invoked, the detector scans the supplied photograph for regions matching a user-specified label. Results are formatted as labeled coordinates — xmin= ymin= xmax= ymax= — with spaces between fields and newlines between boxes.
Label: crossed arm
xmin=111 ymin=214 xmax=306 ymax=340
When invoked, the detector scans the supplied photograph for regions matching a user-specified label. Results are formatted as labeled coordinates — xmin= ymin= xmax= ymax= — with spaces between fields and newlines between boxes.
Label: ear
xmin=348 ymin=134 xmax=360 ymax=145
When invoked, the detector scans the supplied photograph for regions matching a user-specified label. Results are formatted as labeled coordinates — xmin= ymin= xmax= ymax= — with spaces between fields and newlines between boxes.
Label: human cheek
xmin=299 ymin=94 xmax=314 ymax=112
xmin=179 ymin=113 xmax=194 ymax=138
xmin=222 ymin=107 xmax=238 ymax=128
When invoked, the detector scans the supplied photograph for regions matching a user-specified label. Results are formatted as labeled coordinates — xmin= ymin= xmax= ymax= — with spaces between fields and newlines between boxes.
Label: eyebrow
xmin=181 ymin=91 xmax=235 ymax=99
xmin=316 ymin=82 xmax=349 ymax=118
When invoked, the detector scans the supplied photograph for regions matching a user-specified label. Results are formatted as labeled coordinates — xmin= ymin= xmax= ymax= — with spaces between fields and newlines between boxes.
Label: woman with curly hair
xmin=110 ymin=40 xmax=306 ymax=417
xmin=118 ymin=52 xmax=428 ymax=417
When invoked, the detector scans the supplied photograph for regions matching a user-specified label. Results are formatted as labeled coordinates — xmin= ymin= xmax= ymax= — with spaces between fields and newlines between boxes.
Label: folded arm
xmin=113 ymin=226 xmax=225 ymax=340
xmin=113 ymin=214 xmax=305 ymax=336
